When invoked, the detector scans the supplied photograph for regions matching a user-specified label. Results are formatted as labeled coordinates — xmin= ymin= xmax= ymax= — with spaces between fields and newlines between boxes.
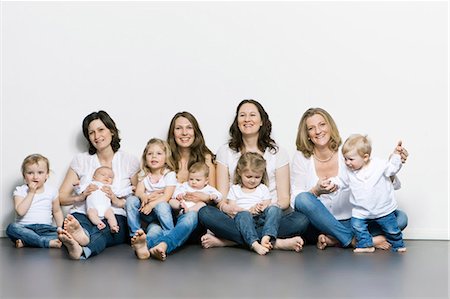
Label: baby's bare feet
xmin=15 ymin=239 xmax=24 ymax=248
xmin=131 ymin=229 xmax=150 ymax=260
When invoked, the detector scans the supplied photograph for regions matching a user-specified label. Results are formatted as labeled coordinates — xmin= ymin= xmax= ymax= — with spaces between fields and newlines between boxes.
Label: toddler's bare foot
xmin=150 ymin=242 xmax=168 ymax=261
xmin=274 ymin=236 xmax=304 ymax=252
xmin=57 ymin=228 xmax=83 ymax=259
xmin=353 ymin=247 xmax=375 ymax=253
xmin=396 ymin=247 xmax=407 ymax=253
xmin=15 ymin=239 xmax=24 ymax=248
xmin=373 ymin=235 xmax=392 ymax=250
xmin=317 ymin=234 xmax=338 ymax=250
xmin=251 ymin=241 xmax=269 ymax=255
xmin=261 ymin=235 xmax=273 ymax=250
xmin=201 ymin=233 xmax=236 ymax=249
xmin=180 ymin=200 xmax=189 ymax=213
xmin=64 ymin=214 xmax=90 ymax=246
xmin=49 ymin=239 xmax=62 ymax=248
xmin=131 ymin=229 xmax=150 ymax=260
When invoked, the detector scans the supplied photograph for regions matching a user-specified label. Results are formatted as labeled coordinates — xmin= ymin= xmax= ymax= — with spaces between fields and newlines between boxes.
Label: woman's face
xmin=174 ymin=116 xmax=195 ymax=148
xmin=305 ymin=114 xmax=331 ymax=148
xmin=237 ymin=103 xmax=262 ymax=136
xmin=87 ymin=119 xmax=113 ymax=152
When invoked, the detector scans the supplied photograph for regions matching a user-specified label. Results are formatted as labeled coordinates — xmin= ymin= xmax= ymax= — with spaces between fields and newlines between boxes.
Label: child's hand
xmin=140 ymin=202 xmax=153 ymax=215
xmin=394 ymin=140 xmax=409 ymax=163
xmin=81 ymin=184 xmax=99 ymax=200
xmin=101 ymin=185 xmax=115 ymax=200
xmin=176 ymin=193 xmax=184 ymax=201
xmin=27 ymin=181 xmax=39 ymax=193
xmin=249 ymin=205 xmax=260 ymax=215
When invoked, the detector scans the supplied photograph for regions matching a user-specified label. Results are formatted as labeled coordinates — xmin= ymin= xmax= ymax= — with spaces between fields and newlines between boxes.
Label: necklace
xmin=313 ymin=150 xmax=334 ymax=163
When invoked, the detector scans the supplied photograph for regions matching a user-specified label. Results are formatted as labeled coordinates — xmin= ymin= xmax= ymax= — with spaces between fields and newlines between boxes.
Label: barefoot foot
xmin=261 ymin=236 xmax=273 ymax=250
xmin=150 ymin=242 xmax=168 ymax=261
xmin=49 ymin=239 xmax=62 ymax=248
xmin=57 ymin=228 xmax=83 ymax=259
xmin=373 ymin=235 xmax=392 ymax=250
xmin=15 ymin=239 xmax=24 ymax=248
xmin=131 ymin=229 xmax=150 ymax=260
xmin=64 ymin=214 xmax=90 ymax=246
xmin=317 ymin=234 xmax=338 ymax=250
xmin=353 ymin=247 xmax=375 ymax=253
xmin=201 ymin=233 xmax=236 ymax=249
xmin=251 ymin=241 xmax=269 ymax=255
xmin=274 ymin=236 xmax=304 ymax=252
xmin=396 ymin=247 xmax=407 ymax=253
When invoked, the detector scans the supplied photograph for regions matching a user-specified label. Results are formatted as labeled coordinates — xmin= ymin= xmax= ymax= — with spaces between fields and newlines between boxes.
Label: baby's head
xmin=342 ymin=134 xmax=372 ymax=171
xmin=187 ymin=162 xmax=209 ymax=190
xmin=93 ymin=166 xmax=114 ymax=185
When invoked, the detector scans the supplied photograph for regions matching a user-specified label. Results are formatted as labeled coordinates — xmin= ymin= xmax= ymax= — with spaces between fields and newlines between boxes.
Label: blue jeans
xmin=352 ymin=212 xmax=405 ymax=251
xmin=126 ymin=196 xmax=174 ymax=236
xmin=145 ymin=211 xmax=198 ymax=254
xmin=71 ymin=212 xmax=129 ymax=259
xmin=234 ymin=205 xmax=282 ymax=248
xmin=198 ymin=205 xmax=309 ymax=246
xmin=6 ymin=223 xmax=58 ymax=248
xmin=295 ymin=192 xmax=408 ymax=247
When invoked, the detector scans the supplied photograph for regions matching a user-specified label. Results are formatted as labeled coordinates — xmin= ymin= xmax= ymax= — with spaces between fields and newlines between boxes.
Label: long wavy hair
xmin=140 ymin=138 xmax=176 ymax=178
xmin=228 ymin=99 xmax=278 ymax=154
xmin=296 ymin=107 xmax=341 ymax=158
xmin=167 ymin=111 xmax=214 ymax=172
xmin=82 ymin=111 xmax=121 ymax=155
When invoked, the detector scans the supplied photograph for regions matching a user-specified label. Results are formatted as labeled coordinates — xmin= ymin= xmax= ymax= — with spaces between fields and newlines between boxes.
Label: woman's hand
xmin=102 ymin=185 xmax=125 ymax=208
xmin=183 ymin=191 xmax=209 ymax=203
xmin=312 ymin=178 xmax=338 ymax=196
xmin=140 ymin=201 xmax=154 ymax=215
xmin=79 ymin=183 xmax=99 ymax=202
xmin=147 ymin=190 xmax=164 ymax=202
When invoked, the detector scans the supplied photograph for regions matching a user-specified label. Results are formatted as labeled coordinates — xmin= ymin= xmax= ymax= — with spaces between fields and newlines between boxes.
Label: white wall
xmin=1 ymin=1 xmax=448 ymax=239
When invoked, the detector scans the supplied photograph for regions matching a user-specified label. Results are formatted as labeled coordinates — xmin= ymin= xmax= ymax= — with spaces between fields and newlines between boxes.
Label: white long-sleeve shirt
xmin=330 ymin=154 xmax=402 ymax=219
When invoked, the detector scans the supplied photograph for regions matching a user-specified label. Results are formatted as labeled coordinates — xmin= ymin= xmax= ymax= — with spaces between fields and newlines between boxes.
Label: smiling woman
xmin=57 ymin=110 xmax=140 ymax=259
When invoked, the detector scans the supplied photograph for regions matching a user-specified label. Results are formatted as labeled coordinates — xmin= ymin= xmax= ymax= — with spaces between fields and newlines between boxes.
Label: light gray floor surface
xmin=0 ymin=238 xmax=448 ymax=299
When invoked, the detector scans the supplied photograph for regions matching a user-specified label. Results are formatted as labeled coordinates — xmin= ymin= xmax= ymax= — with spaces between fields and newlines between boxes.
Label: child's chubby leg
xmin=251 ymin=240 xmax=270 ymax=255
xmin=104 ymin=208 xmax=119 ymax=233
xmin=87 ymin=208 xmax=106 ymax=230
xmin=63 ymin=214 xmax=90 ymax=246
xmin=130 ymin=229 xmax=150 ymax=260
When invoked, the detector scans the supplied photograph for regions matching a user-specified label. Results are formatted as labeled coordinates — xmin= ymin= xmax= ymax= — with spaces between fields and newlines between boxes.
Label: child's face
xmin=344 ymin=149 xmax=369 ymax=171
xmin=188 ymin=171 xmax=208 ymax=190
xmin=146 ymin=144 xmax=166 ymax=171
xmin=240 ymin=169 xmax=263 ymax=189
xmin=93 ymin=168 xmax=114 ymax=185
xmin=23 ymin=161 xmax=49 ymax=188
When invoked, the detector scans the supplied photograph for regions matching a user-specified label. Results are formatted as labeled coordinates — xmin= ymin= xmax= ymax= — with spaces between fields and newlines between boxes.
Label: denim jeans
xmin=352 ymin=212 xmax=405 ymax=251
xmin=198 ymin=205 xmax=309 ymax=246
xmin=234 ymin=205 xmax=282 ymax=248
xmin=71 ymin=212 xmax=129 ymax=259
xmin=6 ymin=223 xmax=58 ymax=248
xmin=125 ymin=195 xmax=174 ymax=236
xmin=145 ymin=211 xmax=198 ymax=254
xmin=295 ymin=192 xmax=408 ymax=247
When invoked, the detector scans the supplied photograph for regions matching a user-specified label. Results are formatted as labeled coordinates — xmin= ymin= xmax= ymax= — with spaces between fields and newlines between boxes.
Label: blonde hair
xmin=188 ymin=162 xmax=209 ymax=178
xmin=233 ymin=152 xmax=268 ymax=186
xmin=21 ymin=154 xmax=50 ymax=177
xmin=140 ymin=138 xmax=176 ymax=177
xmin=296 ymin=107 xmax=341 ymax=158
xmin=342 ymin=134 xmax=372 ymax=157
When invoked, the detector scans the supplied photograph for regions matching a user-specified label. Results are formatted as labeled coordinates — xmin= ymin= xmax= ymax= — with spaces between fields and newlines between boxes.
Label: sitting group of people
xmin=6 ymin=100 xmax=409 ymax=261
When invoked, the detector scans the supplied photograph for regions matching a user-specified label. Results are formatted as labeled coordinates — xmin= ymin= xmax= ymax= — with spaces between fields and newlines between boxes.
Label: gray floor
xmin=0 ymin=238 xmax=448 ymax=299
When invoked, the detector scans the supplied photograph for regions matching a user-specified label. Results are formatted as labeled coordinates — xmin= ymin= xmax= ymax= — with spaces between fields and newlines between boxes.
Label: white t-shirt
xmin=142 ymin=171 xmax=177 ymax=193
xmin=69 ymin=151 xmax=140 ymax=216
xmin=173 ymin=182 xmax=223 ymax=207
xmin=13 ymin=183 xmax=57 ymax=225
xmin=216 ymin=144 xmax=289 ymax=204
xmin=330 ymin=154 xmax=402 ymax=219
xmin=227 ymin=184 xmax=272 ymax=210
xmin=290 ymin=150 xmax=353 ymax=220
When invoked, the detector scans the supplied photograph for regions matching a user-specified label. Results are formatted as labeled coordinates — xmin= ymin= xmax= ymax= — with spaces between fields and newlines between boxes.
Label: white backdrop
xmin=1 ymin=1 xmax=448 ymax=239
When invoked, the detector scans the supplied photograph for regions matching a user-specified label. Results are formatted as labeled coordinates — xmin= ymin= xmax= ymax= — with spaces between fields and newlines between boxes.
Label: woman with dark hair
xmin=199 ymin=100 xmax=309 ymax=252
xmin=57 ymin=111 xmax=140 ymax=259
xmin=129 ymin=111 xmax=215 ymax=260
xmin=292 ymin=107 xmax=408 ymax=250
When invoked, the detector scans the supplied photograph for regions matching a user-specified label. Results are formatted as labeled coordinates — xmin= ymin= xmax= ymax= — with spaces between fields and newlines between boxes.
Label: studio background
xmin=1 ymin=1 xmax=448 ymax=240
